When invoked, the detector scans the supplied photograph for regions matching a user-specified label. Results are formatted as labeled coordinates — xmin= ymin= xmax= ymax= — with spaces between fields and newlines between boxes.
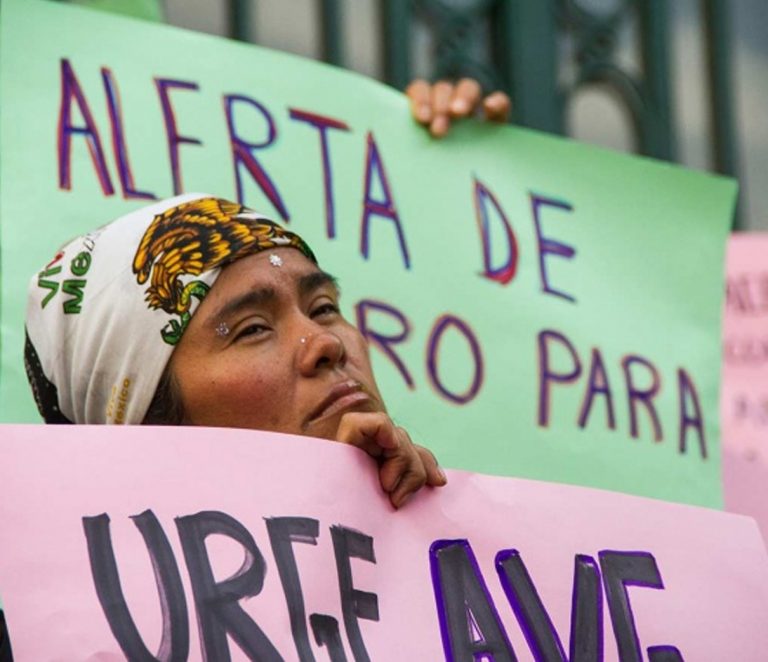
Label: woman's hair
xmin=142 ymin=366 xmax=187 ymax=425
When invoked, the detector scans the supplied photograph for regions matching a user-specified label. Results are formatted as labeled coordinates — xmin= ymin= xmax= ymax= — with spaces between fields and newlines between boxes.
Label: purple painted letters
xmin=360 ymin=132 xmax=411 ymax=269
xmin=155 ymin=78 xmax=202 ymax=196
xmin=289 ymin=108 xmax=350 ymax=238
xmin=473 ymin=177 xmax=519 ymax=285
xmin=224 ymin=94 xmax=289 ymax=218
xmin=57 ymin=58 xmax=114 ymax=196
xmin=101 ymin=68 xmax=155 ymax=200
xmin=531 ymin=193 xmax=577 ymax=303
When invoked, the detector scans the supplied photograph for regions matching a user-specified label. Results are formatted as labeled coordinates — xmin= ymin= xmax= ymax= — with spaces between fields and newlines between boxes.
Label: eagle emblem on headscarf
xmin=132 ymin=197 xmax=315 ymax=345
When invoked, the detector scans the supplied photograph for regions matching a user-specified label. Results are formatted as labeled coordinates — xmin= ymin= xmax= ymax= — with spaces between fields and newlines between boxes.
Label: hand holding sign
xmin=406 ymin=78 xmax=511 ymax=137
xmin=336 ymin=411 xmax=447 ymax=508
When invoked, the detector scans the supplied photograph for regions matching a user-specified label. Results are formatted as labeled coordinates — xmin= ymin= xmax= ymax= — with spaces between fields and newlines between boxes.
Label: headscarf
xmin=24 ymin=193 xmax=316 ymax=424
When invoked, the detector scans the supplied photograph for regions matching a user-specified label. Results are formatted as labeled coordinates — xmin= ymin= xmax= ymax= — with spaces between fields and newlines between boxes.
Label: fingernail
xmin=417 ymin=104 xmax=431 ymax=122
xmin=438 ymin=467 xmax=448 ymax=484
xmin=395 ymin=492 xmax=412 ymax=509
xmin=451 ymin=99 xmax=468 ymax=114
xmin=431 ymin=115 xmax=448 ymax=137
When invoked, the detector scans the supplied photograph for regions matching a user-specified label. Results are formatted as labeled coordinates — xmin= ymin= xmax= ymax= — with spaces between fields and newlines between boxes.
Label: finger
xmin=450 ymin=78 xmax=482 ymax=118
xmin=376 ymin=426 xmax=415 ymax=495
xmin=377 ymin=426 xmax=418 ymax=493
xmin=406 ymin=79 xmax=432 ymax=125
xmin=378 ymin=445 xmax=412 ymax=493
xmin=390 ymin=463 xmax=428 ymax=509
xmin=431 ymin=80 xmax=454 ymax=116
xmin=430 ymin=114 xmax=451 ymax=138
xmin=385 ymin=427 xmax=427 ymax=508
xmin=430 ymin=80 xmax=454 ymax=138
xmin=335 ymin=412 xmax=399 ymax=458
xmin=482 ymin=91 xmax=512 ymax=123
xmin=416 ymin=445 xmax=447 ymax=487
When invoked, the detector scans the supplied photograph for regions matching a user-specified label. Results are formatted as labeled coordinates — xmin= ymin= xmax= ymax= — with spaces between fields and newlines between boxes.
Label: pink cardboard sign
xmin=722 ymin=233 xmax=768 ymax=540
xmin=1 ymin=424 xmax=767 ymax=660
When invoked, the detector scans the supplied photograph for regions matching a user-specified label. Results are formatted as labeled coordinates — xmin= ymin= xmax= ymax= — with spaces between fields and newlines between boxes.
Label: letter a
xmin=57 ymin=58 xmax=114 ymax=195
xmin=678 ymin=368 xmax=707 ymax=458
xmin=430 ymin=539 xmax=517 ymax=661
xmin=360 ymin=132 xmax=411 ymax=269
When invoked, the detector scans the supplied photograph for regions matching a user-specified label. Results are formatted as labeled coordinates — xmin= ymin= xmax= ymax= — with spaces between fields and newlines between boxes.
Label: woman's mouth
xmin=306 ymin=379 xmax=374 ymax=425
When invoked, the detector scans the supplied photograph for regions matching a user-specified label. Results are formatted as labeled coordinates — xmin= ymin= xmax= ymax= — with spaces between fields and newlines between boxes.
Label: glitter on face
xmin=215 ymin=322 xmax=230 ymax=337
xmin=269 ymin=253 xmax=284 ymax=267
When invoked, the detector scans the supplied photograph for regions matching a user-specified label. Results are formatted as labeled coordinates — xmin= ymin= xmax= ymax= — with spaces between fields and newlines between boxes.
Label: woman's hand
xmin=406 ymin=78 xmax=511 ymax=138
xmin=336 ymin=411 xmax=447 ymax=509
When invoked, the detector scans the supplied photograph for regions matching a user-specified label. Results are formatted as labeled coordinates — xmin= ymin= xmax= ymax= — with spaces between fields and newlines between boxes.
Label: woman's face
xmin=169 ymin=248 xmax=385 ymax=439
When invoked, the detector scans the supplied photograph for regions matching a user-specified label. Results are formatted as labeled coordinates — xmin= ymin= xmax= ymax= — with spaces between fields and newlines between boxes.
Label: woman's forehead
xmin=217 ymin=248 xmax=323 ymax=284
xmin=209 ymin=249 xmax=337 ymax=305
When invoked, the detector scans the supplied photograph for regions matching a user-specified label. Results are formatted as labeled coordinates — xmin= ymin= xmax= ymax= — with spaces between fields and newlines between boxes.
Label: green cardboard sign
xmin=0 ymin=0 xmax=736 ymax=506
xmin=70 ymin=0 xmax=162 ymax=21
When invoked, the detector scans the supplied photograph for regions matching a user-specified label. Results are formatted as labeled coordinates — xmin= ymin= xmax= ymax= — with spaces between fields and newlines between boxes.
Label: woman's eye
xmin=311 ymin=302 xmax=340 ymax=318
xmin=234 ymin=323 xmax=270 ymax=341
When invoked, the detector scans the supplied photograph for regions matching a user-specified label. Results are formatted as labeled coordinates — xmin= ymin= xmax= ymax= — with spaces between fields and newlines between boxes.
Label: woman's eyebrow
xmin=205 ymin=271 xmax=339 ymax=328
xmin=298 ymin=271 xmax=340 ymax=297
xmin=206 ymin=287 xmax=276 ymax=327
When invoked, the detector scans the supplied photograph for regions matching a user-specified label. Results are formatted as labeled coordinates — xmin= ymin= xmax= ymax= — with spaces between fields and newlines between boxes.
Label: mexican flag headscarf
xmin=24 ymin=193 xmax=316 ymax=425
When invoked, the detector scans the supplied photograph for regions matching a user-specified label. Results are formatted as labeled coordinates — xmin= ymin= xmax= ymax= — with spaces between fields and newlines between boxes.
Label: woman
xmin=24 ymin=194 xmax=444 ymax=509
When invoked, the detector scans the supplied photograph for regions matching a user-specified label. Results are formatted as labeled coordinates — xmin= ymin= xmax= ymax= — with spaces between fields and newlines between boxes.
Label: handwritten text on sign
xmin=55 ymin=57 xmax=708 ymax=451
xmin=722 ymin=234 xmax=768 ymax=542
xmin=0 ymin=425 xmax=766 ymax=659
xmin=85 ymin=509 xmax=684 ymax=661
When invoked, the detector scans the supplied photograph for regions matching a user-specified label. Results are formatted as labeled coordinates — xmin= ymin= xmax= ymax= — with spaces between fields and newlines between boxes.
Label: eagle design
xmin=132 ymin=197 xmax=314 ymax=345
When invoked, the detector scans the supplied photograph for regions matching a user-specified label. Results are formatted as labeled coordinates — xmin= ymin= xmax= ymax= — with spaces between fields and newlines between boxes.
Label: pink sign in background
xmin=722 ymin=233 xmax=768 ymax=541
xmin=1 ymin=424 xmax=767 ymax=660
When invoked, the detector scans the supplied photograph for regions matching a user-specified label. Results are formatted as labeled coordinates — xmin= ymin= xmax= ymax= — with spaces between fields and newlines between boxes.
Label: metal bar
xmin=637 ymin=0 xmax=675 ymax=161
xmin=321 ymin=0 xmax=344 ymax=66
xmin=229 ymin=0 xmax=252 ymax=42
xmin=702 ymin=0 xmax=739 ymax=178
xmin=702 ymin=0 xmax=741 ymax=228
xmin=495 ymin=0 xmax=561 ymax=133
xmin=380 ymin=0 xmax=412 ymax=90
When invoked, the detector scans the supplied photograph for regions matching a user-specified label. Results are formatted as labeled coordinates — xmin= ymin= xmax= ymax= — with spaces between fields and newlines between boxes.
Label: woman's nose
xmin=298 ymin=328 xmax=346 ymax=375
